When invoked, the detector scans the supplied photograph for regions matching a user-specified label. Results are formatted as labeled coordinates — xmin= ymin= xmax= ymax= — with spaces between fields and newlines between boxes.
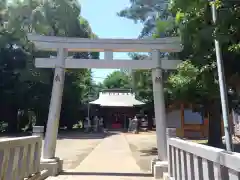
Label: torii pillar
xmin=40 ymin=48 xmax=67 ymax=175
xmin=152 ymin=50 xmax=168 ymax=161
xmin=43 ymin=48 xmax=67 ymax=160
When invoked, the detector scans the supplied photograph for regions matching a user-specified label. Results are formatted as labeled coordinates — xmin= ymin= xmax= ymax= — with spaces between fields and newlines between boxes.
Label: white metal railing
xmin=168 ymin=138 xmax=240 ymax=180
xmin=0 ymin=136 xmax=42 ymax=180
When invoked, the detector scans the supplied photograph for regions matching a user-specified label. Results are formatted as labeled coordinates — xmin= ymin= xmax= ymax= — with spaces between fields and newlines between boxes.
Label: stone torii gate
xmin=27 ymin=34 xmax=182 ymax=175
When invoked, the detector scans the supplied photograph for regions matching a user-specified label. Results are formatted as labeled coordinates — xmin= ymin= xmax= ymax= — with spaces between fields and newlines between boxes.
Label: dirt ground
xmin=124 ymin=132 xmax=157 ymax=172
xmin=54 ymin=132 xmax=107 ymax=170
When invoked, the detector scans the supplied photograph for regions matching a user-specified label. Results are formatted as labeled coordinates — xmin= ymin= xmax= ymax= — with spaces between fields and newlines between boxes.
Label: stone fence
xmin=0 ymin=136 xmax=46 ymax=180
xmin=168 ymin=137 xmax=240 ymax=180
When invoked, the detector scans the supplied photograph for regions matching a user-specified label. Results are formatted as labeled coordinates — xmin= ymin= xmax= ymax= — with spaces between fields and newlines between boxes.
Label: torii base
xmin=40 ymin=157 xmax=63 ymax=176
xmin=163 ymin=172 xmax=173 ymax=180
xmin=151 ymin=158 xmax=168 ymax=179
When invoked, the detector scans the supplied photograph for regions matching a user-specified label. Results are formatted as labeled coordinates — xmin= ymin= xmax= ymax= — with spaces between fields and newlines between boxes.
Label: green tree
xmin=118 ymin=0 xmax=170 ymax=37
xmin=168 ymin=0 xmax=240 ymax=146
xmin=128 ymin=53 xmax=153 ymax=103
xmin=103 ymin=71 xmax=131 ymax=89
xmin=0 ymin=0 xmax=99 ymax=132
xmin=166 ymin=60 xmax=222 ymax=146
xmin=129 ymin=53 xmax=172 ymax=119
xmin=120 ymin=0 xmax=240 ymax=146
xmin=0 ymin=30 xmax=32 ymax=132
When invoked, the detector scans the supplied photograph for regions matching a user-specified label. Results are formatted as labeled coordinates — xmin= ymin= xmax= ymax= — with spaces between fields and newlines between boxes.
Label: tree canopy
xmin=0 ymin=0 xmax=99 ymax=132
xmin=102 ymin=71 xmax=131 ymax=89
xmin=119 ymin=0 xmax=240 ymax=147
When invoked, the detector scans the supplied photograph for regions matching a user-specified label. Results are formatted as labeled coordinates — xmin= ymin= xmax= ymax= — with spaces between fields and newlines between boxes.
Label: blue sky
xmin=79 ymin=0 xmax=143 ymax=83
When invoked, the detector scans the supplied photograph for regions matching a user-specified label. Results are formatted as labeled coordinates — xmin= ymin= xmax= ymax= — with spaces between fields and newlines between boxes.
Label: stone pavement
xmin=48 ymin=132 xmax=153 ymax=180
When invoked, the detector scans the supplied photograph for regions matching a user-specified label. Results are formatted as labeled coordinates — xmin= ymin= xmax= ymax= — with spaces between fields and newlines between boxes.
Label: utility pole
xmin=210 ymin=0 xmax=232 ymax=151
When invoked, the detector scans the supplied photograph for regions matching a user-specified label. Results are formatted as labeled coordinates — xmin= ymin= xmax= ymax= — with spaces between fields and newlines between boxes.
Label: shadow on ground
xmin=57 ymin=131 xmax=116 ymax=140
xmin=139 ymin=147 xmax=158 ymax=156
xmin=61 ymin=171 xmax=152 ymax=177
xmin=128 ymin=144 xmax=155 ymax=172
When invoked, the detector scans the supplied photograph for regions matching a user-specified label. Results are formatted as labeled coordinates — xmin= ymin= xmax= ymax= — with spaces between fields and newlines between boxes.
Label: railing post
xmin=166 ymin=128 xmax=176 ymax=139
xmin=167 ymin=128 xmax=176 ymax=178
xmin=32 ymin=126 xmax=44 ymax=138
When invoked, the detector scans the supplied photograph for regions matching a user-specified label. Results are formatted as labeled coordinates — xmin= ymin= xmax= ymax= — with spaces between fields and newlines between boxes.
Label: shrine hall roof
xmin=89 ymin=91 xmax=144 ymax=107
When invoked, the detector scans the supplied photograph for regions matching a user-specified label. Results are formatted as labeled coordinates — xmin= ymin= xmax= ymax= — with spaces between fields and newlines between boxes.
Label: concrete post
xmin=151 ymin=50 xmax=167 ymax=161
xmin=32 ymin=126 xmax=44 ymax=138
xmin=167 ymin=128 xmax=176 ymax=178
xmin=43 ymin=48 xmax=67 ymax=160
xmin=166 ymin=128 xmax=176 ymax=139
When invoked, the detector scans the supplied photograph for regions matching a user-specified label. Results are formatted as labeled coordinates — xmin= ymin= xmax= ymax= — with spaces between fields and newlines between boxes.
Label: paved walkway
xmin=49 ymin=133 xmax=153 ymax=180
xmin=54 ymin=133 xmax=104 ymax=170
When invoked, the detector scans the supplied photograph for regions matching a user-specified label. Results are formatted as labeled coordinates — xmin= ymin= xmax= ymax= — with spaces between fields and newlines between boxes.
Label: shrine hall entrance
xmin=101 ymin=107 xmax=137 ymax=129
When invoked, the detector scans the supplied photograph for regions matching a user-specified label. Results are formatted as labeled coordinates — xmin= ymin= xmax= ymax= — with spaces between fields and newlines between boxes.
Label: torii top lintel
xmin=27 ymin=34 xmax=182 ymax=53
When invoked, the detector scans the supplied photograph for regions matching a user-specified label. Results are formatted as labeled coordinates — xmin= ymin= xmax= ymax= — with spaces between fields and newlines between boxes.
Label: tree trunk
xmin=148 ymin=115 xmax=153 ymax=130
xmin=207 ymin=99 xmax=223 ymax=147
xmin=35 ymin=111 xmax=46 ymax=126
xmin=6 ymin=106 xmax=18 ymax=133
